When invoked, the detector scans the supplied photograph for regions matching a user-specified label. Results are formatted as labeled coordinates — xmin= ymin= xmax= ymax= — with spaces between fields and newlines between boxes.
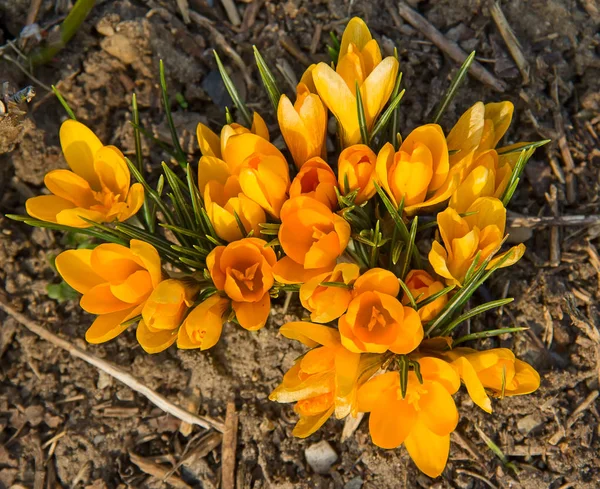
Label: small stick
xmin=280 ymin=34 xmax=312 ymax=67
xmin=507 ymin=214 xmax=600 ymax=228
xmin=25 ymin=0 xmax=44 ymax=26
xmin=176 ymin=0 xmax=191 ymax=24
xmin=396 ymin=1 xmax=507 ymax=92
xmin=220 ymin=0 xmax=242 ymax=26
xmin=310 ymin=23 xmax=323 ymax=55
xmin=0 ymin=293 xmax=225 ymax=432
xmin=221 ymin=401 xmax=239 ymax=489
xmin=455 ymin=469 xmax=499 ymax=489
xmin=341 ymin=412 xmax=364 ymax=442
xmin=547 ymin=150 xmax=566 ymax=184
xmin=545 ymin=185 xmax=561 ymax=267
xmin=551 ymin=73 xmax=576 ymax=204
xmin=240 ymin=0 xmax=263 ymax=31
xmin=566 ymin=390 xmax=599 ymax=428
xmin=130 ymin=452 xmax=193 ymax=489
xmin=489 ymin=2 xmax=530 ymax=84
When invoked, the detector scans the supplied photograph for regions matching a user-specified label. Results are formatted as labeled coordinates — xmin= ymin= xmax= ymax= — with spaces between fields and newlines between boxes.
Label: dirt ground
xmin=1 ymin=0 xmax=600 ymax=488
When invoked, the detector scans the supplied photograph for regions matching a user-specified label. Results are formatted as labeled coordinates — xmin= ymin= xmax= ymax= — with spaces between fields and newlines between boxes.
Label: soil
xmin=1 ymin=0 xmax=600 ymax=488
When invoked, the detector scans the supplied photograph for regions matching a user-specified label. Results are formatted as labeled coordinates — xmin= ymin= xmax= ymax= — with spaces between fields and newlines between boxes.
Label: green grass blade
xmin=214 ymin=50 xmax=252 ymax=126
xmin=253 ymin=46 xmax=281 ymax=115
xmin=497 ymin=139 xmax=551 ymax=155
xmin=369 ymin=88 xmax=405 ymax=144
xmin=400 ymin=216 xmax=418 ymax=280
xmin=501 ymin=148 xmax=536 ymax=205
xmin=398 ymin=278 xmax=417 ymax=309
xmin=159 ymin=60 xmax=188 ymax=168
xmin=51 ymin=85 xmax=76 ymax=120
xmin=355 ymin=81 xmax=369 ymax=145
xmin=452 ymin=327 xmax=528 ymax=347
xmin=432 ymin=51 xmax=476 ymax=124
xmin=438 ymin=298 xmax=514 ymax=336
xmin=416 ymin=285 xmax=456 ymax=310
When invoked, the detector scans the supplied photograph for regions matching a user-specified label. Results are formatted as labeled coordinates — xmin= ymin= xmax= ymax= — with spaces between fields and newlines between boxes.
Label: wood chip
xmin=129 ymin=452 xmax=193 ymax=489
xmin=489 ymin=2 xmax=530 ymax=84
xmin=220 ymin=0 xmax=242 ymax=26
xmin=341 ymin=413 xmax=364 ymax=442
xmin=394 ymin=1 xmax=507 ymax=92
xmin=566 ymin=390 xmax=599 ymax=428
xmin=221 ymin=401 xmax=238 ymax=489
xmin=176 ymin=0 xmax=190 ymax=24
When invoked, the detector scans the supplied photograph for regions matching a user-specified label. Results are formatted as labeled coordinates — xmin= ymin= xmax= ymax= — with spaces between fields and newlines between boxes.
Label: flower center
xmin=230 ymin=262 xmax=260 ymax=291
xmin=311 ymin=225 xmax=329 ymax=241
xmin=367 ymin=306 xmax=386 ymax=331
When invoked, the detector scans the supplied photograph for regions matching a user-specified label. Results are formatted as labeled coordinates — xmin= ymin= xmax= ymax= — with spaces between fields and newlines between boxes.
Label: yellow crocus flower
xmin=429 ymin=197 xmax=525 ymax=286
xmin=26 ymin=120 xmax=144 ymax=228
xmin=311 ymin=17 xmax=399 ymax=146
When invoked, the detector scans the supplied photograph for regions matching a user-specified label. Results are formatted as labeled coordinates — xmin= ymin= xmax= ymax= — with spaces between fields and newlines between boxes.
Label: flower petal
xmin=85 ymin=304 xmax=142 ymax=344
xmin=26 ymin=195 xmax=76 ymax=224
xmin=339 ymin=17 xmax=372 ymax=57
xmin=196 ymin=122 xmax=221 ymax=158
xmin=279 ymin=322 xmax=340 ymax=348
xmin=233 ymin=293 xmax=271 ymax=331
xmin=292 ymin=406 xmax=335 ymax=438
xmin=55 ymin=249 xmax=106 ymax=294
xmin=136 ymin=319 xmax=178 ymax=353
xmin=59 ymin=119 xmax=103 ymax=189
xmin=130 ymin=239 xmax=162 ymax=288
xmin=404 ymin=421 xmax=450 ymax=478
xmin=369 ymin=393 xmax=417 ymax=449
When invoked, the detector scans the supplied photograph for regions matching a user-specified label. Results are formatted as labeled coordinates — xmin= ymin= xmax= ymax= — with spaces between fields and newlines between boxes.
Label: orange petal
xmin=44 ymin=169 xmax=95 ymax=207
xmin=233 ymin=293 xmax=271 ymax=331
xmin=279 ymin=321 xmax=340 ymax=348
xmin=130 ymin=239 xmax=162 ymax=288
xmin=178 ymin=295 xmax=229 ymax=350
xmin=196 ymin=122 xmax=221 ymax=158
xmin=251 ymin=112 xmax=270 ymax=141
xmin=85 ymin=304 xmax=142 ymax=344
xmin=26 ymin=194 xmax=76 ymax=224
xmin=118 ymin=183 xmax=145 ymax=221
xmin=55 ymin=207 xmax=107 ymax=228
xmin=465 ymin=197 xmax=507 ymax=235
xmin=272 ymin=256 xmax=333 ymax=284
xmin=292 ymin=405 xmax=334 ymax=438
xmin=369 ymin=393 xmax=417 ymax=449
xmin=359 ymin=57 xmax=398 ymax=129
xmin=55 ymin=249 xmax=105 ymax=294
xmin=59 ymin=119 xmax=103 ymax=190
xmin=418 ymin=357 xmax=461 ymax=394
xmin=136 ymin=319 xmax=178 ymax=353
xmin=94 ymin=146 xmax=130 ymax=197
xmin=81 ymin=283 xmax=132 ymax=314
xmin=418 ymin=381 xmax=459 ymax=436
xmin=389 ymin=307 xmax=423 ymax=355
xmin=353 ymin=268 xmax=400 ymax=296
xmin=452 ymin=356 xmax=492 ymax=413
xmin=404 ymin=421 xmax=450 ymax=478
xmin=357 ymin=371 xmax=398 ymax=412
xmin=339 ymin=17 xmax=372 ymax=57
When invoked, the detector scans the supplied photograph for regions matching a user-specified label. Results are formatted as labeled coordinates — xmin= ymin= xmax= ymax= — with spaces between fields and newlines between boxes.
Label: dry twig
xmin=341 ymin=413 xmax=364 ymax=442
xmin=221 ymin=401 xmax=239 ymax=489
xmin=394 ymin=1 xmax=506 ymax=92
xmin=489 ymin=2 xmax=530 ymax=84
xmin=507 ymin=214 xmax=600 ymax=229
xmin=221 ymin=0 xmax=242 ymax=26
xmin=129 ymin=452 xmax=193 ymax=489
xmin=0 ymin=292 xmax=225 ymax=432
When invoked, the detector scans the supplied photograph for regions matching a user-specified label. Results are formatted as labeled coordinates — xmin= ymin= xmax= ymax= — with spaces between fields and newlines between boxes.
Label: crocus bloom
xmin=429 ymin=197 xmax=525 ymax=286
xmin=136 ymin=279 xmax=198 ymax=353
xmin=443 ymin=347 xmax=540 ymax=413
xmin=196 ymin=111 xmax=270 ymax=158
xmin=26 ymin=120 xmax=144 ymax=228
xmin=278 ymin=85 xmax=327 ymax=169
xmin=357 ymin=357 xmax=460 ymax=478
xmin=198 ymin=156 xmax=266 ymax=242
xmin=446 ymin=101 xmax=514 ymax=169
xmin=177 ymin=294 xmax=230 ymax=350
xmin=269 ymin=322 xmax=369 ymax=435
xmin=402 ymin=270 xmax=448 ymax=322
xmin=55 ymin=239 xmax=161 ymax=343
xmin=376 ymin=124 xmax=457 ymax=213
xmin=338 ymin=268 xmax=423 ymax=354
xmin=207 ymin=238 xmax=276 ymax=331
xmin=337 ymin=144 xmax=377 ymax=204
xmin=448 ymin=149 xmax=512 ymax=214
xmin=272 ymin=196 xmax=351 ymax=284
xmin=300 ymin=263 xmax=361 ymax=323
xmin=289 ymin=157 xmax=338 ymax=209
xmin=312 ymin=18 xmax=399 ymax=146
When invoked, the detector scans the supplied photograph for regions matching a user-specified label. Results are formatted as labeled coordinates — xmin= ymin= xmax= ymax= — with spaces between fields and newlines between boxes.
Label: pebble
xmin=304 ymin=440 xmax=338 ymax=474
xmin=517 ymin=413 xmax=543 ymax=435
xmin=344 ymin=476 xmax=363 ymax=489
xmin=100 ymin=34 xmax=138 ymax=65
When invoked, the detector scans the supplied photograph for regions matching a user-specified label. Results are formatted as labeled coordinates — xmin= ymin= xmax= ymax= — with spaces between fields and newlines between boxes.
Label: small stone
xmin=344 ymin=476 xmax=363 ymax=489
xmin=25 ymin=405 xmax=44 ymax=427
xmin=305 ymin=440 xmax=338 ymax=474
xmin=100 ymin=34 xmax=138 ymax=64
xmin=97 ymin=371 xmax=113 ymax=390
xmin=517 ymin=413 xmax=543 ymax=435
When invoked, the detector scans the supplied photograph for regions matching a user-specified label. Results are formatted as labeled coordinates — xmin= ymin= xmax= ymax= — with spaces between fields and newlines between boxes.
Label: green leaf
xmin=369 ymin=88 xmax=405 ymax=144
xmin=497 ymin=139 xmax=551 ymax=155
xmin=185 ymin=164 xmax=207 ymax=234
xmin=253 ymin=46 xmax=282 ymax=116
xmin=120 ymin=314 xmax=142 ymax=327
xmin=320 ymin=281 xmax=351 ymax=289
xmin=474 ymin=425 xmax=520 ymax=474
xmin=501 ymin=147 xmax=538 ymax=205
xmin=161 ymin=162 xmax=195 ymax=234
xmin=355 ymin=81 xmax=369 ymax=145
xmin=398 ymin=278 xmax=417 ymax=309
xmin=452 ymin=326 xmax=527 ymax=347
xmin=214 ymin=50 xmax=252 ymax=127
xmin=47 ymin=281 xmax=79 ymax=303
xmin=400 ymin=216 xmax=418 ymax=280
xmin=409 ymin=359 xmax=423 ymax=384
xmin=432 ymin=51 xmax=476 ymax=124
xmin=232 ymin=209 xmax=248 ymax=237
xmin=328 ymin=31 xmax=340 ymax=64
xmin=397 ymin=356 xmax=408 ymax=399
xmin=159 ymin=60 xmax=188 ymax=168
xmin=438 ymin=298 xmax=514 ymax=336
xmin=51 ymin=85 xmax=76 ymax=120
xmin=416 ymin=285 xmax=455 ymax=310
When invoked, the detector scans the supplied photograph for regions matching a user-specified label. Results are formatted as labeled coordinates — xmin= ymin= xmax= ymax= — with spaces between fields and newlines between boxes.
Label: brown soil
xmin=1 ymin=1 xmax=600 ymax=488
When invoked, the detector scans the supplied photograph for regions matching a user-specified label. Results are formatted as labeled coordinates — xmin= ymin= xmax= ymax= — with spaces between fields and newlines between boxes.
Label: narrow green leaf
xmin=439 ymin=298 xmax=514 ymax=336
xmin=501 ymin=148 xmax=537 ymax=205
xmin=370 ymin=88 xmax=405 ymax=144
xmin=225 ymin=107 xmax=234 ymax=125
xmin=320 ymin=281 xmax=351 ymax=289
xmin=120 ymin=314 xmax=142 ymax=327
xmin=497 ymin=139 xmax=551 ymax=155
xmin=400 ymin=216 xmax=418 ymax=280
xmin=131 ymin=93 xmax=154 ymax=233
xmin=159 ymin=59 xmax=188 ymax=168
xmin=355 ymin=81 xmax=369 ymax=145
xmin=130 ymin=121 xmax=180 ymax=159
xmin=397 ymin=356 xmax=408 ymax=399
xmin=398 ymin=278 xmax=417 ymax=309
xmin=51 ymin=85 xmax=76 ymax=120
xmin=416 ymin=285 xmax=456 ymax=310
xmin=161 ymin=162 xmax=195 ymax=232
xmin=409 ymin=359 xmax=423 ymax=384
xmin=214 ymin=50 xmax=252 ymax=126
xmin=474 ymin=425 xmax=520 ymax=474
xmin=178 ymin=256 xmax=207 ymax=269
xmin=432 ymin=51 xmax=476 ymax=124
xmin=185 ymin=164 xmax=206 ymax=233
xmin=264 ymin=237 xmax=281 ymax=248
xmin=232 ymin=209 xmax=248 ymax=237
xmin=253 ymin=46 xmax=281 ymax=115
xmin=452 ymin=326 xmax=527 ymax=347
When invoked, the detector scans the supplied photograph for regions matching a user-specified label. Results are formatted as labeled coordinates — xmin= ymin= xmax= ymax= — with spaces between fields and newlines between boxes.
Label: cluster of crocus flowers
xmin=18 ymin=15 xmax=548 ymax=481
